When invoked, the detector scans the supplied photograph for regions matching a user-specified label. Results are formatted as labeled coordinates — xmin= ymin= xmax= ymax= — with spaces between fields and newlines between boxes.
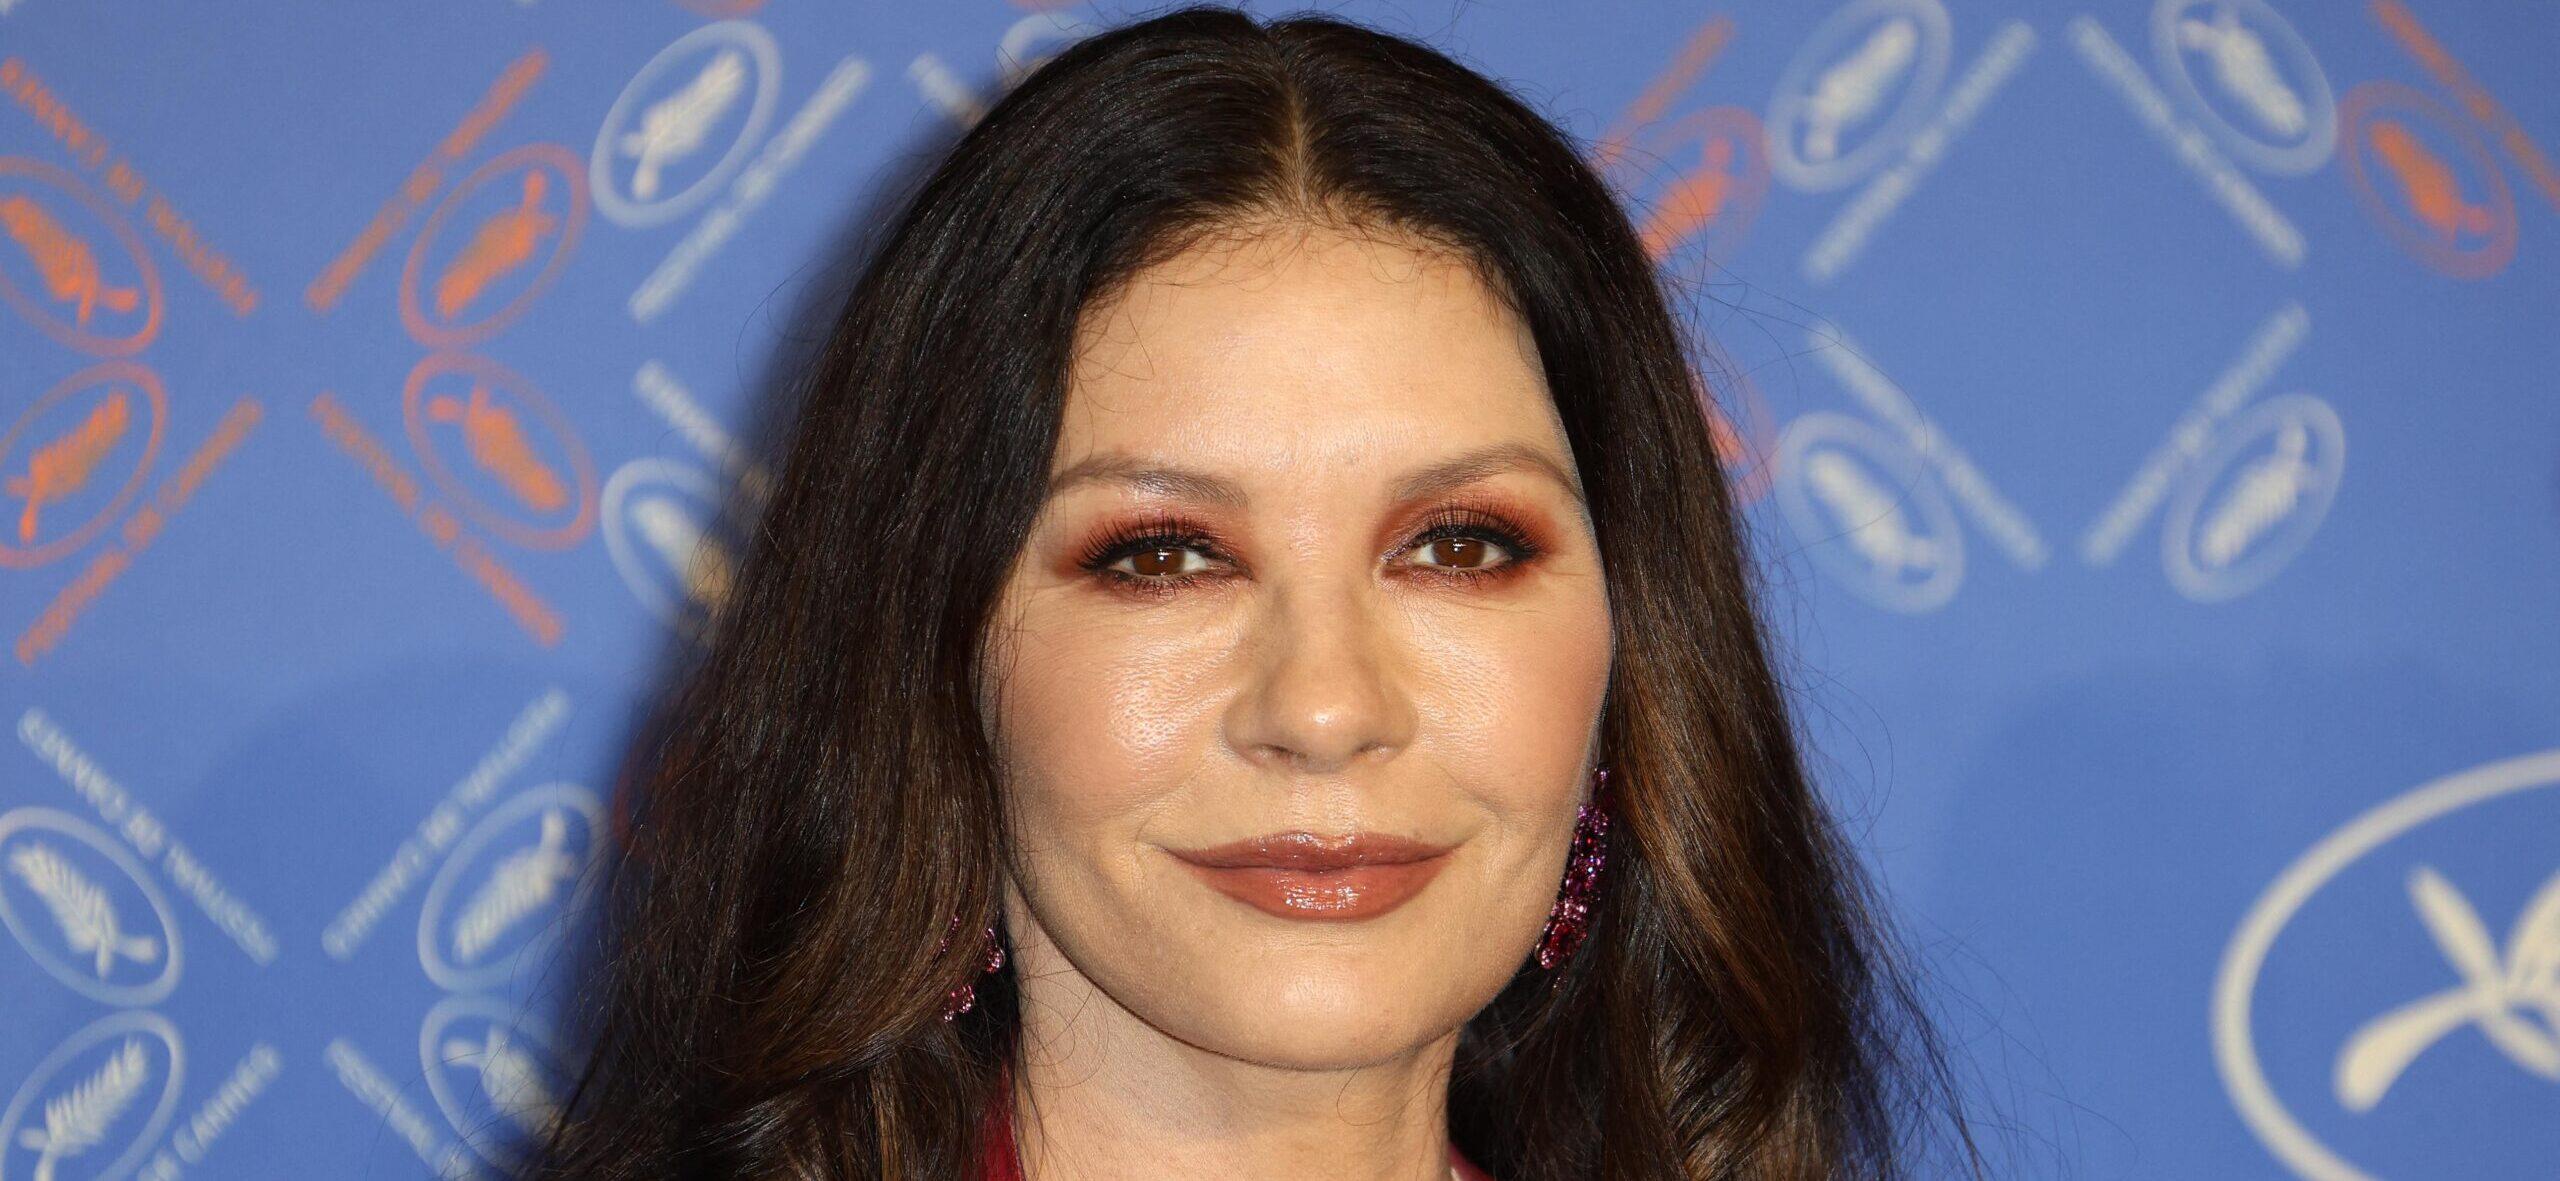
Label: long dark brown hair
xmin=526 ymin=6 xmax=1987 ymax=1178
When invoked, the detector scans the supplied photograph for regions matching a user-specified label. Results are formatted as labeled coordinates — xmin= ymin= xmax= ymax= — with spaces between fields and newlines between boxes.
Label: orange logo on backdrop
xmin=2368 ymin=0 xmax=2560 ymax=216
xmin=3 ymin=198 xmax=138 ymax=324
xmin=1590 ymin=14 xmax=1778 ymax=505
xmin=0 ymin=157 xmax=163 ymax=357
xmin=1630 ymin=107 xmax=1770 ymax=262
xmin=2339 ymin=79 xmax=2516 ymax=279
xmin=403 ymin=353 xmax=598 ymax=550
xmin=0 ymin=361 xmax=166 ymax=570
xmin=294 ymin=47 xmax=587 ymax=648
xmin=13 ymin=389 xmax=128 ymax=543
xmin=400 ymin=143 xmax=589 ymax=349
xmin=0 ymin=57 xmax=260 ymax=318
xmin=305 ymin=49 xmax=547 ymax=314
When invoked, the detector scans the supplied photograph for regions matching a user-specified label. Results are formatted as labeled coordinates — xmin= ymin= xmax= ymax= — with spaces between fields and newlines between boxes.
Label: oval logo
xmin=0 ymin=1009 xmax=185 ymax=1181
xmin=2150 ymin=0 xmax=2338 ymax=175
xmin=0 ymin=806 xmax=182 ymax=1006
xmin=0 ymin=156 xmax=163 ymax=358
xmin=2338 ymin=79 xmax=2517 ymax=281
xmin=402 ymin=352 xmax=599 ymax=551
xmin=589 ymin=21 xmax=782 ymax=229
xmin=1774 ymin=411 xmax=1964 ymax=613
xmin=399 ymin=142 xmax=589 ymax=349
xmin=2160 ymin=391 xmax=2343 ymax=603
xmin=2215 ymin=749 xmax=2560 ymax=1180
xmin=0 ymin=360 xmax=168 ymax=570
xmin=601 ymin=456 xmax=736 ymax=641
xmin=416 ymin=782 xmax=606 ymax=993
xmin=419 ymin=994 xmax=570 ymax=1172
xmin=1764 ymin=0 xmax=1953 ymax=192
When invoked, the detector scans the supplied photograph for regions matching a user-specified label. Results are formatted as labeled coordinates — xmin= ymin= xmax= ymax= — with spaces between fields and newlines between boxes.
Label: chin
xmin=1192 ymin=1005 xmax=1437 ymax=1070
xmin=1155 ymin=960 xmax=1472 ymax=1068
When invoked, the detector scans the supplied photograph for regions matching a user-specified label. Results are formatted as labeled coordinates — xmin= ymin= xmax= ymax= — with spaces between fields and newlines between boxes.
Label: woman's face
xmin=979 ymin=221 xmax=1614 ymax=1071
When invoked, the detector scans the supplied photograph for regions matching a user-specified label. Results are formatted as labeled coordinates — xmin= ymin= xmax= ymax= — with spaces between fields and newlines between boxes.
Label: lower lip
xmin=1176 ymin=856 xmax=1451 ymax=921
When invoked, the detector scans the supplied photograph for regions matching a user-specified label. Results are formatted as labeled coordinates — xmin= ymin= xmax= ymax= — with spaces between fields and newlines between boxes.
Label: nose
xmin=1223 ymin=572 xmax=1419 ymax=777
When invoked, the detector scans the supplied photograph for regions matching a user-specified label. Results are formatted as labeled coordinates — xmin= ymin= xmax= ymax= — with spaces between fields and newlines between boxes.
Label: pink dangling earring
xmin=1534 ymin=763 xmax=1613 ymax=971
xmin=938 ymin=916 xmax=1007 ymax=1022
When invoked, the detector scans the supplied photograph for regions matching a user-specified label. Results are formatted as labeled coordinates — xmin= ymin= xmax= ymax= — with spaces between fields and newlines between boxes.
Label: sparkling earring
xmin=938 ymin=917 xmax=1007 ymax=1022
xmin=1534 ymin=764 xmax=1613 ymax=971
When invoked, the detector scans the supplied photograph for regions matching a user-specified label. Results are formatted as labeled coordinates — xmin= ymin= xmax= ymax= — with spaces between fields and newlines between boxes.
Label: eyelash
xmin=1075 ymin=506 xmax=1545 ymax=598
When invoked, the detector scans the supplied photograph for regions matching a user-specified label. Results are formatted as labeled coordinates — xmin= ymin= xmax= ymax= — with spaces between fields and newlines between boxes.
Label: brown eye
xmin=1400 ymin=510 xmax=1541 ymax=581
xmin=1416 ymin=536 xmax=1497 ymax=570
xmin=1406 ymin=529 xmax=1530 ymax=576
xmin=1112 ymin=545 xmax=1210 ymax=580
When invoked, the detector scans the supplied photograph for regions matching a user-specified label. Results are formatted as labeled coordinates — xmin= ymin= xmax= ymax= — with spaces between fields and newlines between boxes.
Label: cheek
xmin=1411 ymin=586 xmax=1615 ymax=789
xmin=990 ymin=605 xmax=1227 ymax=843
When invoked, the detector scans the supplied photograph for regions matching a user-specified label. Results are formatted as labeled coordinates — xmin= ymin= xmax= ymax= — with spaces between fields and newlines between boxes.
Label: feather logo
xmin=419 ymin=785 xmax=606 ymax=991
xmin=2161 ymin=392 xmax=2343 ymax=603
xmin=7 ymin=840 xmax=159 ymax=980
xmin=1800 ymin=17 xmax=1918 ymax=163
xmin=1805 ymin=448 xmax=1946 ymax=581
xmin=2174 ymin=4 xmax=2307 ymax=139
xmin=449 ymin=809 xmax=582 ymax=964
xmin=590 ymin=22 xmax=782 ymax=230
xmin=2195 ymin=418 xmax=2318 ymax=569
xmin=0 ymin=194 xmax=142 ymax=329
xmin=13 ymin=1036 xmax=150 ymax=1181
xmin=1764 ymin=0 xmax=1954 ymax=192
xmin=1773 ymin=413 xmax=1964 ymax=614
xmin=620 ymin=49 xmax=747 ymax=200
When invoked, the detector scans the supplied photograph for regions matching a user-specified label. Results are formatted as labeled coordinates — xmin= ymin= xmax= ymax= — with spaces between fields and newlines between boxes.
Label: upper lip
xmin=1167 ymin=831 xmax=1454 ymax=870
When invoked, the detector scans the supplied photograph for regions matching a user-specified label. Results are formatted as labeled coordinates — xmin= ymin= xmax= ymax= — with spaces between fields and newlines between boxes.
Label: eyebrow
xmin=1043 ymin=440 xmax=1587 ymax=508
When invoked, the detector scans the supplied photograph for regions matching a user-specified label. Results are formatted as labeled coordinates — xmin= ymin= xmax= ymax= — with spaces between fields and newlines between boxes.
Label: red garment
xmin=975 ymin=1085 xmax=1496 ymax=1180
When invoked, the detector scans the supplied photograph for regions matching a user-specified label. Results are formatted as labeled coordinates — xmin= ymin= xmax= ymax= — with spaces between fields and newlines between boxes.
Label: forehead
xmin=1059 ymin=223 xmax=1560 ymax=480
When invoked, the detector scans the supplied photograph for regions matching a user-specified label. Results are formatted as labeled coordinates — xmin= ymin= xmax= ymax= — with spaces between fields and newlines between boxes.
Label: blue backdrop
xmin=2 ymin=1 xmax=2553 ymax=1177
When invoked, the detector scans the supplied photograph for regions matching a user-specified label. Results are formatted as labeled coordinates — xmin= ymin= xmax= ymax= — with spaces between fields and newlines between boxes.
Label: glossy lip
xmin=1167 ymin=831 xmax=1455 ymax=921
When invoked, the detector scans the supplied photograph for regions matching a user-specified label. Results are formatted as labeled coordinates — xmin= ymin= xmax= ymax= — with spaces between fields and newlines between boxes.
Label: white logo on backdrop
xmin=2160 ymin=391 xmax=2343 ymax=603
xmin=0 ymin=1009 xmax=184 ymax=1181
xmin=591 ymin=21 xmax=783 ymax=228
xmin=1774 ymin=412 xmax=1964 ymax=613
xmin=0 ymin=807 xmax=181 ymax=1006
xmin=416 ymin=783 xmax=605 ymax=993
xmin=2215 ymin=749 xmax=2560 ymax=1181
xmin=602 ymin=456 xmax=735 ymax=637
xmin=420 ymin=995 xmax=568 ymax=1172
xmin=1765 ymin=0 xmax=1953 ymax=191
xmin=2333 ymin=864 xmax=2560 ymax=1113
xmin=2152 ymin=0 xmax=2337 ymax=175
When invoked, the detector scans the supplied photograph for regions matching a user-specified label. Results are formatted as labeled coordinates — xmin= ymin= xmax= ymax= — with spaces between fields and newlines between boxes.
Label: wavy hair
xmin=528 ymin=6 xmax=1984 ymax=1179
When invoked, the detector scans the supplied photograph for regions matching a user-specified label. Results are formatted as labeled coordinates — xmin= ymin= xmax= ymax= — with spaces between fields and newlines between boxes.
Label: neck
xmin=1002 ymin=933 xmax=1460 ymax=1181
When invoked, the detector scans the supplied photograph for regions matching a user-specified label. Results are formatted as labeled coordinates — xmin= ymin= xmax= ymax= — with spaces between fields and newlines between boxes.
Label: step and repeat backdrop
xmin=1 ymin=0 xmax=2553 ymax=1176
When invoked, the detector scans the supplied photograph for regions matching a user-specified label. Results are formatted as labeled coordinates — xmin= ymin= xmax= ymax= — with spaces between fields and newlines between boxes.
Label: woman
xmin=529 ymin=6 xmax=1982 ymax=1179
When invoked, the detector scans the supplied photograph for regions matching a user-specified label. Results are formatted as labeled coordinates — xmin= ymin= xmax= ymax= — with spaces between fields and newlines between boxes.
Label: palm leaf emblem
xmin=13 ymin=1036 xmax=150 ymax=1181
xmin=621 ymin=49 xmax=746 ymax=200
xmin=450 ymin=809 xmax=581 ymax=964
xmin=7 ymin=841 xmax=159 ymax=979
xmin=2196 ymin=418 xmax=2315 ymax=569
